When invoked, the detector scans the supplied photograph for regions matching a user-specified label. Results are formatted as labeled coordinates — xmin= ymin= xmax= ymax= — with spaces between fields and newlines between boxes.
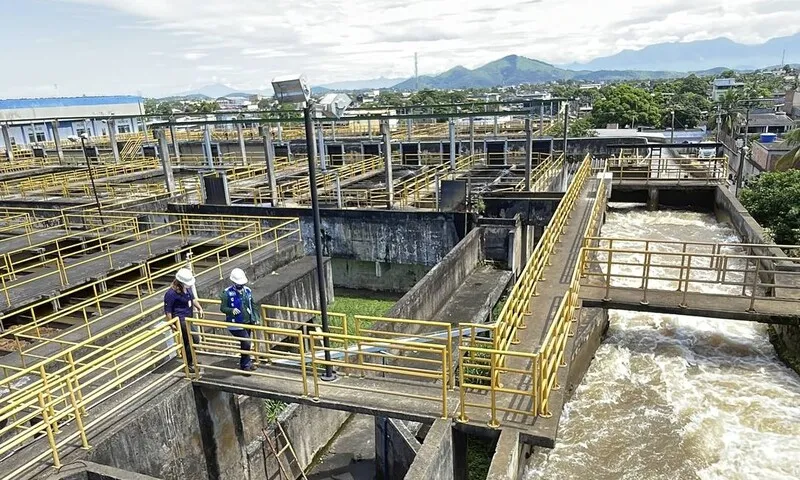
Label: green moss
xmin=467 ymin=436 xmax=494 ymax=480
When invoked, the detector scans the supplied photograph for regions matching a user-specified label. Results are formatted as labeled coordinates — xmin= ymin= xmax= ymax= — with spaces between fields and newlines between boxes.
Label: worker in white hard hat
xmin=219 ymin=268 xmax=260 ymax=371
xmin=164 ymin=268 xmax=203 ymax=370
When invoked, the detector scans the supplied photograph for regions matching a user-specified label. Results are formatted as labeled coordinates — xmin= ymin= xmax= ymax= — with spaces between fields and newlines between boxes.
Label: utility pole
xmin=670 ymin=110 xmax=675 ymax=143
xmin=414 ymin=52 xmax=419 ymax=91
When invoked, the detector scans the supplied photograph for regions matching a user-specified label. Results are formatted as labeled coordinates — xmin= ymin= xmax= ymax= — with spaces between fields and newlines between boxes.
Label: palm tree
xmin=774 ymin=128 xmax=800 ymax=171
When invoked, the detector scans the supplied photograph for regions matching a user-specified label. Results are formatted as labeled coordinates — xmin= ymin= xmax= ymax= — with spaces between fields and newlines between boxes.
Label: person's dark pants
xmin=230 ymin=328 xmax=252 ymax=369
xmin=179 ymin=317 xmax=200 ymax=366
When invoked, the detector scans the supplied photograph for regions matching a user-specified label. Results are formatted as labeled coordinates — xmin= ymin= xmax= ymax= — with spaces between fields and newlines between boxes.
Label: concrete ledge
xmin=403 ymin=419 xmax=453 ymax=480
xmin=486 ymin=429 xmax=522 ymax=480
xmin=54 ymin=461 xmax=162 ymax=480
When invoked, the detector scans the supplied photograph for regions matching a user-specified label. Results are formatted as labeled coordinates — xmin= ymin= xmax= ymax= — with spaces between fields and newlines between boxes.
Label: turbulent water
xmin=525 ymin=207 xmax=800 ymax=480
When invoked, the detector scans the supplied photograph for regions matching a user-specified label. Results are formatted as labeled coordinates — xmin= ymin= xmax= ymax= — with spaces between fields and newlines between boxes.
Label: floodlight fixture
xmin=316 ymin=93 xmax=353 ymax=119
xmin=271 ymin=74 xmax=311 ymax=105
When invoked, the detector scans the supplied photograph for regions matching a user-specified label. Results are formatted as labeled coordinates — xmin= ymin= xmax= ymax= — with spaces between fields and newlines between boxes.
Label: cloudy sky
xmin=3 ymin=0 xmax=800 ymax=98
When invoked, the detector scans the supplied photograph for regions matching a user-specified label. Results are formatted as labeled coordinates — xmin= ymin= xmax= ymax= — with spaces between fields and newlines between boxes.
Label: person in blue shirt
xmin=219 ymin=268 xmax=260 ymax=371
xmin=164 ymin=268 xmax=204 ymax=370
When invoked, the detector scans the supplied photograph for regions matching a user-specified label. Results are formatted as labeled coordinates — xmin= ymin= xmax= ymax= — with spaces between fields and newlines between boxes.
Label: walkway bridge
xmin=1 ymin=154 xmax=799 ymax=479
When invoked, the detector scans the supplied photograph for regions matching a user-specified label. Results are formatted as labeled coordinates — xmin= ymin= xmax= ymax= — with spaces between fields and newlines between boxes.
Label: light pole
xmin=271 ymin=76 xmax=351 ymax=382
xmin=79 ymin=133 xmax=104 ymax=222
xmin=670 ymin=110 xmax=675 ymax=143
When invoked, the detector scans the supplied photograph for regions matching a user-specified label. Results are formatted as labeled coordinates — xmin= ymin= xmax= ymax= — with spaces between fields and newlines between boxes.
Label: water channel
xmin=525 ymin=206 xmax=800 ymax=480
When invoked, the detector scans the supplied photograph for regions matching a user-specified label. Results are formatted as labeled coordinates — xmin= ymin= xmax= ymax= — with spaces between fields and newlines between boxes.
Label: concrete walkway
xmin=461 ymin=177 xmax=600 ymax=444
xmin=0 ymin=236 xmax=185 ymax=314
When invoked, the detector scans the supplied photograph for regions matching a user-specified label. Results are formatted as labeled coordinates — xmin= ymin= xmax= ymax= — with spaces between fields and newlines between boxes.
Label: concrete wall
xmin=403 ymin=420 xmax=455 ymax=480
xmin=331 ymin=258 xmax=430 ymax=293
xmin=713 ymin=185 xmax=800 ymax=373
xmin=88 ymin=381 xmax=207 ymax=479
xmin=84 ymin=380 xmax=349 ymax=480
xmin=477 ymin=216 xmax=521 ymax=274
xmin=55 ymin=461 xmax=163 ymax=480
xmin=169 ymin=204 xmax=464 ymax=267
xmin=384 ymin=227 xmax=483 ymax=325
xmin=375 ymin=417 xmax=421 ymax=480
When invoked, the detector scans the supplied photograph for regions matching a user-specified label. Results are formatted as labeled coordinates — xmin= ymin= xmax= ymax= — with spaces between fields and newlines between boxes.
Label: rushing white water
xmin=525 ymin=207 xmax=800 ymax=480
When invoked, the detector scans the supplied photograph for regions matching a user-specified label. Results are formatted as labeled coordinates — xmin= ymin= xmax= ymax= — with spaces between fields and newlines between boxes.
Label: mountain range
xmin=564 ymin=33 xmax=800 ymax=72
xmin=392 ymin=34 xmax=799 ymax=90
xmin=162 ymin=33 xmax=800 ymax=98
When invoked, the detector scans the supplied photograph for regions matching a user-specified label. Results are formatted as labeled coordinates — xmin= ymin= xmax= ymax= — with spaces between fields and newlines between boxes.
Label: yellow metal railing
xmin=456 ymin=154 xmax=607 ymax=426
xmin=0 ymin=215 xmax=301 ymax=353
xmin=607 ymin=156 xmax=727 ymax=184
xmin=580 ymin=238 xmax=800 ymax=311
xmin=184 ymin=310 xmax=452 ymax=419
xmin=0 ymin=308 xmax=183 ymax=480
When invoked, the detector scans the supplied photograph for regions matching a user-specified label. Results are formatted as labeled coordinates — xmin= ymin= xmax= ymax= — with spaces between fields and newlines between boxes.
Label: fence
xmin=579 ymin=238 xmax=800 ymax=310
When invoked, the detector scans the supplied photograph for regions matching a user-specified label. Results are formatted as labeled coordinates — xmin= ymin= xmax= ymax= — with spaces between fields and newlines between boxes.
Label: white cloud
xmin=183 ymin=52 xmax=207 ymax=60
xmin=18 ymin=0 xmax=800 ymax=94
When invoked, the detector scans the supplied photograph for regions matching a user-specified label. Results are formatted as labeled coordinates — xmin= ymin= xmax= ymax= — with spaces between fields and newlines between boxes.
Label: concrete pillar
xmin=203 ymin=124 xmax=214 ymax=169
xmin=155 ymin=129 xmax=176 ymax=194
xmin=1 ymin=125 xmax=13 ymax=161
xmin=51 ymin=120 xmax=64 ymax=164
xmin=367 ymin=119 xmax=373 ymax=140
xmin=539 ymin=103 xmax=544 ymax=137
xmin=261 ymin=126 xmax=278 ymax=206
xmin=169 ymin=123 xmax=181 ymax=163
xmin=448 ymin=120 xmax=456 ymax=170
xmin=316 ymin=122 xmax=326 ymax=171
xmin=335 ymin=173 xmax=342 ymax=208
xmin=276 ymin=122 xmax=283 ymax=143
xmin=331 ymin=121 xmax=336 ymax=141
xmin=647 ymin=187 xmax=659 ymax=211
xmin=108 ymin=119 xmax=121 ymax=163
xmin=524 ymin=117 xmax=533 ymax=191
xmin=236 ymin=122 xmax=248 ymax=165
xmin=406 ymin=117 xmax=412 ymax=141
xmin=382 ymin=120 xmax=393 ymax=209
xmin=493 ymin=115 xmax=498 ymax=137
xmin=469 ymin=117 xmax=475 ymax=156
xmin=141 ymin=116 xmax=148 ymax=139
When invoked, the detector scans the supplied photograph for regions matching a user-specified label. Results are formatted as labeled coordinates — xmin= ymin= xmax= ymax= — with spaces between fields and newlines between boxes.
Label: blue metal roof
xmin=0 ymin=96 xmax=143 ymax=110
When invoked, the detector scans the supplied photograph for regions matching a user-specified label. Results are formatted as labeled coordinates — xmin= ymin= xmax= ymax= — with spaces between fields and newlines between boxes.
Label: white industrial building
xmin=0 ymin=96 xmax=144 ymax=148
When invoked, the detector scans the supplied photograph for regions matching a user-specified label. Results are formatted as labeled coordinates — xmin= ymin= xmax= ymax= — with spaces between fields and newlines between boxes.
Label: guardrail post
xmin=488 ymin=353 xmax=499 ymax=428
xmin=38 ymin=392 xmax=62 ymax=469
xmin=457 ymin=350 xmax=469 ymax=423
xmin=748 ymin=260 xmax=760 ymax=312
xmin=67 ymin=376 xmax=90 ymax=449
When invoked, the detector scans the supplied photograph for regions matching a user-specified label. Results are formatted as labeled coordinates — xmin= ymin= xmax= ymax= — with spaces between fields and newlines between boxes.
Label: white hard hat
xmin=176 ymin=268 xmax=195 ymax=287
xmin=230 ymin=268 xmax=248 ymax=285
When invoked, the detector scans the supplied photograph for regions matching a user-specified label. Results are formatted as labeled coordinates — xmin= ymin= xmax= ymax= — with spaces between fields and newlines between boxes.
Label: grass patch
xmin=328 ymin=289 xmax=399 ymax=335
xmin=264 ymin=399 xmax=287 ymax=423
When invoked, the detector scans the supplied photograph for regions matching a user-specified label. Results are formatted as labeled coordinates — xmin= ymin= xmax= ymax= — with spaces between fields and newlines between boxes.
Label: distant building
xmin=712 ymin=78 xmax=744 ymax=101
xmin=784 ymin=89 xmax=800 ymax=119
xmin=740 ymin=112 xmax=795 ymax=135
xmin=751 ymin=139 xmax=793 ymax=172
xmin=0 ymin=95 xmax=144 ymax=148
